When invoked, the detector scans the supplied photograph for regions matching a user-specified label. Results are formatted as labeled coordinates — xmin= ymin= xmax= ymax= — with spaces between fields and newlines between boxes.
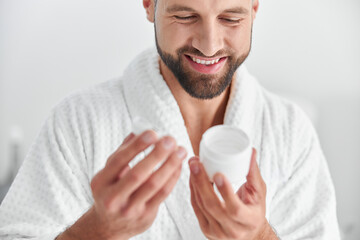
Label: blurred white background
xmin=0 ymin=0 xmax=359 ymax=239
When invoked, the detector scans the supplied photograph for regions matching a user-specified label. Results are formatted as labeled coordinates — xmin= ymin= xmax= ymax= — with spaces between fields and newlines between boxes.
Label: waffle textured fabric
xmin=0 ymin=48 xmax=340 ymax=239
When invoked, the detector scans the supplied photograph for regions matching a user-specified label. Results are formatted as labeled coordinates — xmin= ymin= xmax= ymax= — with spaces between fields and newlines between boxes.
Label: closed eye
xmin=220 ymin=18 xmax=242 ymax=23
xmin=174 ymin=15 xmax=196 ymax=20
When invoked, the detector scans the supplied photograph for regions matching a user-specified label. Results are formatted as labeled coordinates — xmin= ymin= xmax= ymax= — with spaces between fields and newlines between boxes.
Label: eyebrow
xmin=166 ymin=5 xmax=249 ymax=15
xmin=166 ymin=5 xmax=196 ymax=13
xmin=223 ymin=7 xmax=249 ymax=15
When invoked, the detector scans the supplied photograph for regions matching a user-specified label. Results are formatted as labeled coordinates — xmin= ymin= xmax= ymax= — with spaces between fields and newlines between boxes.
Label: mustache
xmin=176 ymin=46 xmax=233 ymax=59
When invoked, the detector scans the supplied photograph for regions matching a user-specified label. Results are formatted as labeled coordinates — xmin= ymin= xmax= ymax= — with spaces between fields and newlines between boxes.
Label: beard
xmin=155 ymin=31 xmax=251 ymax=100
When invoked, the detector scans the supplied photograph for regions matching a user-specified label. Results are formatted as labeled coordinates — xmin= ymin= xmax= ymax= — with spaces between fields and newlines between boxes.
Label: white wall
xmin=1 ymin=0 xmax=359 ymax=239
xmin=246 ymin=1 xmax=360 ymax=238
xmin=0 ymin=0 xmax=155 ymax=179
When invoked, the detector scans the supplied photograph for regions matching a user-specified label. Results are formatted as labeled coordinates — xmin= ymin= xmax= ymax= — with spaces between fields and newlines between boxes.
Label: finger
xmin=191 ymin=174 xmax=217 ymax=232
xmin=92 ymin=133 xmax=135 ymax=191
xmin=110 ymin=134 xmax=135 ymax=179
xmin=117 ymin=165 xmax=130 ymax=180
xmin=189 ymin=158 xmax=233 ymax=235
xmin=96 ymin=130 xmax=158 ymax=188
xmin=213 ymin=172 xmax=250 ymax=222
xmin=122 ymin=132 xmax=136 ymax=145
xmin=190 ymin=178 xmax=209 ymax=231
xmin=146 ymin=163 xmax=182 ymax=209
xmin=192 ymin=173 xmax=244 ymax=238
xmin=126 ymin=146 xmax=187 ymax=208
xmin=106 ymin=136 xmax=177 ymax=210
xmin=106 ymin=132 xmax=137 ymax=167
xmin=107 ymin=130 xmax=157 ymax=167
xmin=246 ymin=148 xmax=260 ymax=185
xmin=191 ymin=176 xmax=225 ymax=239
xmin=188 ymin=159 xmax=225 ymax=218
xmin=243 ymin=148 xmax=266 ymax=203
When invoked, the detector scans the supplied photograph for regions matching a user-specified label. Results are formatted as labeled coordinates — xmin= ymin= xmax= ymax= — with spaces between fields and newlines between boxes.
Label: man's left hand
xmin=189 ymin=149 xmax=278 ymax=240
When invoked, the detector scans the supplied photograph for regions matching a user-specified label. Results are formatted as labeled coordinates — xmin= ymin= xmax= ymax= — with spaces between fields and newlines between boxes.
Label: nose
xmin=192 ymin=19 xmax=224 ymax=57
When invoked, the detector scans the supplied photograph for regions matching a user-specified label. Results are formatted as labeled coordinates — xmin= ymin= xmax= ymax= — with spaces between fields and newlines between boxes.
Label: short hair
xmin=155 ymin=0 xmax=255 ymax=9
xmin=154 ymin=0 xmax=254 ymax=7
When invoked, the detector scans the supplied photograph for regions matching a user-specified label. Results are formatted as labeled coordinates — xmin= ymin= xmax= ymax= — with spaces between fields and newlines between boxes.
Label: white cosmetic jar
xmin=199 ymin=125 xmax=252 ymax=184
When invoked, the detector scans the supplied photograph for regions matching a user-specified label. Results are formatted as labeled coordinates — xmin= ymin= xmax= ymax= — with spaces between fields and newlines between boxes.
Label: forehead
xmin=158 ymin=0 xmax=252 ymax=15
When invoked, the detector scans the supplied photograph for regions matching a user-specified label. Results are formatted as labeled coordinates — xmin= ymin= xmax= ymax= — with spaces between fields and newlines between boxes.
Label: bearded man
xmin=0 ymin=0 xmax=340 ymax=239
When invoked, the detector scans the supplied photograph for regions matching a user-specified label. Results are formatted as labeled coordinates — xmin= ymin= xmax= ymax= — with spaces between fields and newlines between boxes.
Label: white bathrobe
xmin=0 ymin=48 xmax=340 ymax=239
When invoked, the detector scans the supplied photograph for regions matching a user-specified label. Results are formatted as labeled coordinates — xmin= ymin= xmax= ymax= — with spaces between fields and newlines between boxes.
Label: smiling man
xmin=155 ymin=2 xmax=252 ymax=100
xmin=0 ymin=0 xmax=340 ymax=240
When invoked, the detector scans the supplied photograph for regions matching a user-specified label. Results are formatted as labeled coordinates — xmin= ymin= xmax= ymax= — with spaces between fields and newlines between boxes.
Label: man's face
xmin=152 ymin=0 xmax=258 ymax=99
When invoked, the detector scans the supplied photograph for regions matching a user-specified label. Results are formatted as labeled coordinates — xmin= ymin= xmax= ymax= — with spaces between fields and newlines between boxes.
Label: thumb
xmin=246 ymin=148 xmax=265 ymax=194
xmin=236 ymin=148 xmax=266 ymax=204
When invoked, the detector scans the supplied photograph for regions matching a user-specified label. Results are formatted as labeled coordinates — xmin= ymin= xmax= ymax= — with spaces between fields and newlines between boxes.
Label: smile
xmin=190 ymin=56 xmax=221 ymax=65
xmin=184 ymin=55 xmax=227 ymax=74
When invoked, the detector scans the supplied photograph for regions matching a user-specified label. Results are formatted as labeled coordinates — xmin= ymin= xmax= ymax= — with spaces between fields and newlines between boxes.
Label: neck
xmin=159 ymin=58 xmax=232 ymax=154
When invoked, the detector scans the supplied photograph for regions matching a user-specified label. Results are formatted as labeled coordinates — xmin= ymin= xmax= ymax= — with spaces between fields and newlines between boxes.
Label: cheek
xmin=225 ymin=25 xmax=252 ymax=53
xmin=157 ymin=22 xmax=192 ymax=52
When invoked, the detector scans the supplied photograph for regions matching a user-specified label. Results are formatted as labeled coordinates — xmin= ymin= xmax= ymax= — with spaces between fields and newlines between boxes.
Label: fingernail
xmin=176 ymin=147 xmax=187 ymax=158
xmin=162 ymin=137 xmax=174 ymax=150
xmin=142 ymin=131 xmax=155 ymax=143
xmin=188 ymin=157 xmax=199 ymax=163
xmin=214 ymin=175 xmax=223 ymax=187
xmin=128 ymin=133 xmax=135 ymax=139
xmin=190 ymin=161 xmax=199 ymax=175
xmin=122 ymin=134 xmax=132 ymax=144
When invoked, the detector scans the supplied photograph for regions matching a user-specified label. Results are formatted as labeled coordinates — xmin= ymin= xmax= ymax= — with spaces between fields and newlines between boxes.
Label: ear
xmin=143 ymin=0 xmax=156 ymax=23
xmin=252 ymin=0 xmax=259 ymax=20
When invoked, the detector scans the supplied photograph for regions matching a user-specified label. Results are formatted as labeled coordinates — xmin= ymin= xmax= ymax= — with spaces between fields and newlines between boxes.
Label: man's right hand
xmin=57 ymin=130 xmax=187 ymax=240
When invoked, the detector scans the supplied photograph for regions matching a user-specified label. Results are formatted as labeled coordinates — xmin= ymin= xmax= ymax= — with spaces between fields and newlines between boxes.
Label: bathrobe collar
xmin=122 ymin=48 xmax=264 ymax=239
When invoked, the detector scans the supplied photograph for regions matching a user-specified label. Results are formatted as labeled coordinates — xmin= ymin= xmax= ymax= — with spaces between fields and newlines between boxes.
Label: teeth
xmin=190 ymin=56 xmax=221 ymax=65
